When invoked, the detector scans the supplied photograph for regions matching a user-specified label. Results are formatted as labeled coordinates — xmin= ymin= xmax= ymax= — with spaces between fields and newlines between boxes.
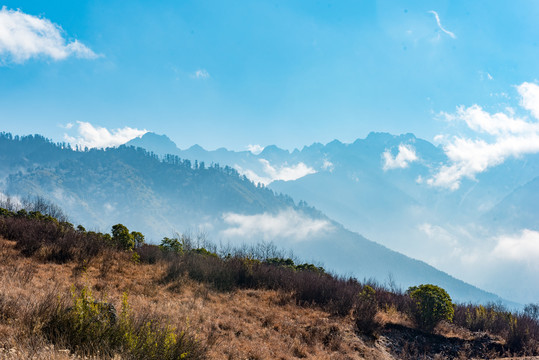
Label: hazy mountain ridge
xmin=126 ymin=131 xmax=539 ymax=303
xmin=133 ymin=131 xmax=539 ymax=228
xmin=0 ymin=132 xmax=511 ymax=305
xmin=4 ymin=142 xmax=299 ymax=238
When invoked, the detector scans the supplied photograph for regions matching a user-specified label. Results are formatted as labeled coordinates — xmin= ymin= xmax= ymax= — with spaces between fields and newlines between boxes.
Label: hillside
xmin=0 ymin=133 xmax=509 ymax=305
xmin=0 ymin=209 xmax=536 ymax=359
xmin=1 ymin=133 xmax=297 ymax=238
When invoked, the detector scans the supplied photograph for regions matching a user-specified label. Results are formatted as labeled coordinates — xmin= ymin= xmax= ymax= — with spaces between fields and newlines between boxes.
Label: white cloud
xmin=193 ymin=69 xmax=210 ymax=79
xmin=428 ymin=10 xmax=456 ymax=39
xmin=518 ymin=81 xmax=539 ymax=120
xmin=247 ymin=144 xmax=264 ymax=155
xmin=447 ymin=104 xmax=536 ymax=136
xmin=492 ymin=229 xmax=539 ymax=264
xmin=382 ymin=144 xmax=418 ymax=170
xmin=234 ymin=166 xmax=269 ymax=185
xmin=428 ymin=82 xmax=539 ymax=190
xmin=0 ymin=7 xmax=98 ymax=64
xmin=64 ymin=121 xmax=147 ymax=149
xmin=235 ymin=159 xmax=316 ymax=185
xmin=428 ymin=133 xmax=539 ymax=190
xmin=263 ymin=160 xmax=316 ymax=181
xmin=220 ymin=209 xmax=333 ymax=242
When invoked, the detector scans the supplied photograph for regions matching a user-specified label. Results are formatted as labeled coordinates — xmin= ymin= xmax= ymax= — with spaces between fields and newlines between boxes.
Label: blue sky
xmin=1 ymin=1 xmax=539 ymax=150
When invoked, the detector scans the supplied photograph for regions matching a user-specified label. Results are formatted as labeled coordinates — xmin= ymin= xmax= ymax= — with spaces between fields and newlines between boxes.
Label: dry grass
xmin=0 ymin=236 xmax=390 ymax=359
xmin=2 ymin=224 xmax=537 ymax=359
xmin=376 ymin=304 xmax=414 ymax=329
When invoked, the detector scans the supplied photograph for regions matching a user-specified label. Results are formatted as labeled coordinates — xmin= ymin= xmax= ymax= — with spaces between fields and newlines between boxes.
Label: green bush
xmin=354 ymin=285 xmax=380 ymax=336
xmin=42 ymin=287 xmax=205 ymax=359
xmin=408 ymin=284 xmax=454 ymax=332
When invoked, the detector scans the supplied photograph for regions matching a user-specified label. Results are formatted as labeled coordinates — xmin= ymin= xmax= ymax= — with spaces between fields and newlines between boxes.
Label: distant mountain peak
xmin=187 ymin=144 xmax=206 ymax=152
xmin=126 ymin=132 xmax=179 ymax=155
xmin=135 ymin=132 xmax=174 ymax=143
xmin=326 ymin=139 xmax=344 ymax=149
xmin=259 ymin=145 xmax=289 ymax=157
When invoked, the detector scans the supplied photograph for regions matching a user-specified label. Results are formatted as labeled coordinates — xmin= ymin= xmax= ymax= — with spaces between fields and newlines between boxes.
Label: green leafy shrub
xmin=42 ymin=287 xmax=205 ymax=359
xmin=43 ymin=286 xmax=119 ymax=356
xmin=506 ymin=315 xmax=531 ymax=353
xmin=408 ymin=284 xmax=454 ymax=332
xmin=355 ymin=285 xmax=380 ymax=336
xmin=454 ymin=302 xmax=515 ymax=337
xmin=465 ymin=304 xmax=511 ymax=332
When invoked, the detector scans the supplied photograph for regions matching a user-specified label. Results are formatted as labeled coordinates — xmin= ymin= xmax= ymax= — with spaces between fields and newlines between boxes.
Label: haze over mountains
xmin=0 ymin=132 xmax=512 ymax=307
xmin=126 ymin=131 xmax=539 ymax=304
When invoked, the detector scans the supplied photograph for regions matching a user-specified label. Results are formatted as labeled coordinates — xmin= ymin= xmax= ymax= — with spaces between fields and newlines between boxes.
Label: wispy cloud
xmin=0 ymin=7 xmax=99 ymax=64
xmin=63 ymin=121 xmax=147 ymax=149
xmin=192 ymin=69 xmax=210 ymax=79
xmin=428 ymin=10 xmax=456 ymax=39
xmin=59 ymin=122 xmax=74 ymax=129
xmin=220 ymin=209 xmax=333 ymax=242
xmin=235 ymin=159 xmax=316 ymax=185
xmin=246 ymin=144 xmax=264 ymax=155
xmin=382 ymin=144 xmax=418 ymax=170
xmin=322 ymin=159 xmax=334 ymax=172
xmin=428 ymin=82 xmax=539 ymax=190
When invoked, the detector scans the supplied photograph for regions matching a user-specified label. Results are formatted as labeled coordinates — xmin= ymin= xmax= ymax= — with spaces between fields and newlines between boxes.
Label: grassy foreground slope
xmin=1 ymin=208 xmax=539 ymax=359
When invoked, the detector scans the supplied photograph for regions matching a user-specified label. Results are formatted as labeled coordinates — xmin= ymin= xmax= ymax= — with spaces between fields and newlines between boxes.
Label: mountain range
xmin=0 ymin=132 xmax=515 ymax=306
xmin=126 ymin=132 xmax=539 ymax=304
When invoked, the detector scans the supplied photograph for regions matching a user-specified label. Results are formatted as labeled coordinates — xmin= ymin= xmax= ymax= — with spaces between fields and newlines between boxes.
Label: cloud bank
xmin=235 ymin=159 xmax=316 ymax=185
xmin=382 ymin=144 xmax=418 ymax=170
xmin=429 ymin=82 xmax=539 ymax=190
xmin=64 ymin=121 xmax=147 ymax=149
xmin=0 ymin=7 xmax=98 ymax=64
xmin=220 ymin=209 xmax=333 ymax=242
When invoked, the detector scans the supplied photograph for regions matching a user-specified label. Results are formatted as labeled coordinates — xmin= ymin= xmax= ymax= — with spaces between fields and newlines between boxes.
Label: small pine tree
xmin=111 ymin=224 xmax=135 ymax=251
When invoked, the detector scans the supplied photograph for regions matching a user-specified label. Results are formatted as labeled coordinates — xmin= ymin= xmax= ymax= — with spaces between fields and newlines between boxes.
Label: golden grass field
xmin=1 ymin=232 xmax=535 ymax=360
